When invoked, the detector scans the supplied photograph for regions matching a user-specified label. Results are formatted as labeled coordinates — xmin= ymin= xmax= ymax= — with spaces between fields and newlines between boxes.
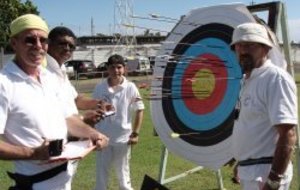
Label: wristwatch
xmin=130 ymin=132 xmax=139 ymax=138
xmin=266 ymin=178 xmax=280 ymax=189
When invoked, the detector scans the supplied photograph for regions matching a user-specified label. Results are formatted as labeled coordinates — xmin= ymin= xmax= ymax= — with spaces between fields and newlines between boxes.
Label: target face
xmin=150 ymin=4 xmax=256 ymax=169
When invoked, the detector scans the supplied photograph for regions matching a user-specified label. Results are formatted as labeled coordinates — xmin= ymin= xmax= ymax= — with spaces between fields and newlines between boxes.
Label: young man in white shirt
xmin=93 ymin=54 xmax=144 ymax=190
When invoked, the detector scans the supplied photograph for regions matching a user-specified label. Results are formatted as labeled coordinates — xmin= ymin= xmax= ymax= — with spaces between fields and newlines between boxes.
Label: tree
xmin=0 ymin=0 xmax=39 ymax=51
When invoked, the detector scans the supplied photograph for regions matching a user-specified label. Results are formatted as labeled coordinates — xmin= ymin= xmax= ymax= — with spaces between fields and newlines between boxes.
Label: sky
xmin=29 ymin=0 xmax=300 ymax=42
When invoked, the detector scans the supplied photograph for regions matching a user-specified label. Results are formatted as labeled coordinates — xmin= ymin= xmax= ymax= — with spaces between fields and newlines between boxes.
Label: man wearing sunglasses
xmin=0 ymin=14 xmax=109 ymax=190
xmin=231 ymin=23 xmax=297 ymax=190
xmin=47 ymin=26 xmax=108 ymax=126
xmin=48 ymin=26 xmax=76 ymax=64
xmin=46 ymin=26 xmax=114 ymax=189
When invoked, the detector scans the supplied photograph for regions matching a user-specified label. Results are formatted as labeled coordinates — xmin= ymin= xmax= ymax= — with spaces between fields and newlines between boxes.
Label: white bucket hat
xmin=231 ymin=22 xmax=273 ymax=48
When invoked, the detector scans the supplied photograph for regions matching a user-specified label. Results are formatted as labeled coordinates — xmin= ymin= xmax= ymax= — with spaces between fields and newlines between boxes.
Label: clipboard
xmin=47 ymin=140 xmax=96 ymax=163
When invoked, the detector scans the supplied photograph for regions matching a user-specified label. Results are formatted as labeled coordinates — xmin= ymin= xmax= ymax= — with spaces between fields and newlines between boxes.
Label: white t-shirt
xmin=232 ymin=60 xmax=297 ymax=181
xmin=93 ymin=77 xmax=144 ymax=145
xmin=0 ymin=60 xmax=71 ymax=187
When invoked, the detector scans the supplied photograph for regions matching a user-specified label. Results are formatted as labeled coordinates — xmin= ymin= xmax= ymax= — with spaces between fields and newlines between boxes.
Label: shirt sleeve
xmin=0 ymin=82 xmax=9 ymax=134
xmin=68 ymin=82 xmax=78 ymax=100
xmin=267 ymin=73 xmax=298 ymax=126
xmin=130 ymin=83 xmax=145 ymax=111
xmin=51 ymin=74 xmax=76 ymax=118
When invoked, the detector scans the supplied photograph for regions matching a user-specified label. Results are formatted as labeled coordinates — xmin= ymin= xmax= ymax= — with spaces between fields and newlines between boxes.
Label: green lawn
xmin=1 ymin=75 xmax=300 ymax=190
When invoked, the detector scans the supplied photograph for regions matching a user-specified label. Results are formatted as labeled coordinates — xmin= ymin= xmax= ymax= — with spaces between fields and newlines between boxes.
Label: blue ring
xmin=161 ymin=22 xmax=240 ymax=146
xmin=172 ymin=38 xmax=241 ymax=131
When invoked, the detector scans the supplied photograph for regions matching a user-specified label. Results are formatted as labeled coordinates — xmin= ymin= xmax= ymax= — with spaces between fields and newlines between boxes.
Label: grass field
xmin=1 ymin=74 xmax=300 ymax=190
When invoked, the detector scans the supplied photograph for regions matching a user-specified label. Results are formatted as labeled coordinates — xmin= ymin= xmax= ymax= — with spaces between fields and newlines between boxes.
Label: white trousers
xmin=238 ymin=163 xmax=292 ymax=190
xmin=240 ymin=179 xmax=291 ymax=190
xmin=95 ymin=144 xmax=133 ymax=190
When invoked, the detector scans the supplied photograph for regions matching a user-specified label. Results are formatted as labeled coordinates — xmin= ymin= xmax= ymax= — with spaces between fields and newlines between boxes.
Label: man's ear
xmin=10 ymin=38 xmax=18 ymax=51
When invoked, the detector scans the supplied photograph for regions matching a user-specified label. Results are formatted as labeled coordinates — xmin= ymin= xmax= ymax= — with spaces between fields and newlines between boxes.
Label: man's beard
xmin=239 ymin=54 xmax=255 ymax=74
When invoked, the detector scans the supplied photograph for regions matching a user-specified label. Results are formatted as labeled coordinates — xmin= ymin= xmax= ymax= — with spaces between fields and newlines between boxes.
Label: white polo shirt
xmin=93 ymin=77 xmax=144 ymax=145
xmin=232 ymin=60 xmax=297 ymax=160
xmin=46 ymin=54 xmax=78 ymax=115
xmin=232 ymin=60 xmax=297 ymax=181
xmin=0 ymin=61 xmax=71 ymax=185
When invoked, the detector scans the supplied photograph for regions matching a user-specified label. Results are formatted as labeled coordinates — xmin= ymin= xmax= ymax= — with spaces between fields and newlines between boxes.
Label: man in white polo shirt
xmin=231 ymin=22 xmax=298 ymax=190
xmin=46 ymin=26 xmax=107 ymax=124
xmin=0 ymin=14 xmax=108 ymax=190
xmin=46 ymin=26 xmax=114 ymax=190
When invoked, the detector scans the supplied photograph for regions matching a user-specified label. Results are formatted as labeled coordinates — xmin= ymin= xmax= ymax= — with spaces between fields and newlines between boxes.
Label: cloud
xmin=288 ymin=19 xmax=300 ymax=43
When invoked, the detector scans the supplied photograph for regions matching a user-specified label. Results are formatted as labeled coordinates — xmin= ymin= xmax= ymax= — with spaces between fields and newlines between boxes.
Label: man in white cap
xmin=231 ymin=22 xmax=297 ymax=190
xmin=0 ymin=14 xmax=109 ymax=190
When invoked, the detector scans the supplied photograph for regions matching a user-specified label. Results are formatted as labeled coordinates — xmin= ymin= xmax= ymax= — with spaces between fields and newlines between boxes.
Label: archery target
xmin=150 ymin=3 xmax=256 ymax=170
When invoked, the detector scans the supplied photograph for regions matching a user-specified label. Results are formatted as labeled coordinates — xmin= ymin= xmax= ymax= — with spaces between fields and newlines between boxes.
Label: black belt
xmin=238 ymin=157 xmax=273 ymax=166
xmin=7 ymin=162 xmax=68 ymax=190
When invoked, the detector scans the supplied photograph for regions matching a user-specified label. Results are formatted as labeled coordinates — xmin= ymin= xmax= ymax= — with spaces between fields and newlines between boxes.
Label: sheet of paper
xmin=48 ymin=140 xmax=96 ymax=162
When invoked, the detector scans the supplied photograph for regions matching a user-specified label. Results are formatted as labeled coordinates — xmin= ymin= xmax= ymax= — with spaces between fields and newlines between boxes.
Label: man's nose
xmin=237 ymin=46 xmax=249 ymax=55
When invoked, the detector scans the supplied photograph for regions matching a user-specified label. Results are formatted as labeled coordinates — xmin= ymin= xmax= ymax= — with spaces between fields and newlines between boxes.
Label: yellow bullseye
xmin=192 ymin=69 xmax=215 ymax=99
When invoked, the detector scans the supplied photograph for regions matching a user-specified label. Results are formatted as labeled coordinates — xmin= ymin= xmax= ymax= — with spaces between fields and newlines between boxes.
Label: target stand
xmin=157 ymin=145 xmax=224 ymax=189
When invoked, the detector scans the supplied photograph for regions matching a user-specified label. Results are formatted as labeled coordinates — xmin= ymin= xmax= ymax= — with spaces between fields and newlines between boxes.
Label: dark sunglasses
xmin=56 ymin=41 xmax=76 ymax=51
xmin=24 ymin=36 xmax=49 ymax=46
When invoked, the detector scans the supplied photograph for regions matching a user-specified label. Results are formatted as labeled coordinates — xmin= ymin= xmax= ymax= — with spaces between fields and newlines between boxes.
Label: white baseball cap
xmin=231 ymin=22 xmax=273 ymax=48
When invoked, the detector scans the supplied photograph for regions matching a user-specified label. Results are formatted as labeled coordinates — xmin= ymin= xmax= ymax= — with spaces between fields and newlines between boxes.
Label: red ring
xmin=182 ymin=53 xmax=228 ymax=114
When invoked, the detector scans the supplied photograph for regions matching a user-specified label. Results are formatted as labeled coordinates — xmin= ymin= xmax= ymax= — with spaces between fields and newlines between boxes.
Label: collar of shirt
xmin=106 ymin=76 xmax=128 ymax=94
xmin=3 ymin=60 xmax=47 ymax=82
xmin=248 ymin=59 xmax=273 ymax=80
